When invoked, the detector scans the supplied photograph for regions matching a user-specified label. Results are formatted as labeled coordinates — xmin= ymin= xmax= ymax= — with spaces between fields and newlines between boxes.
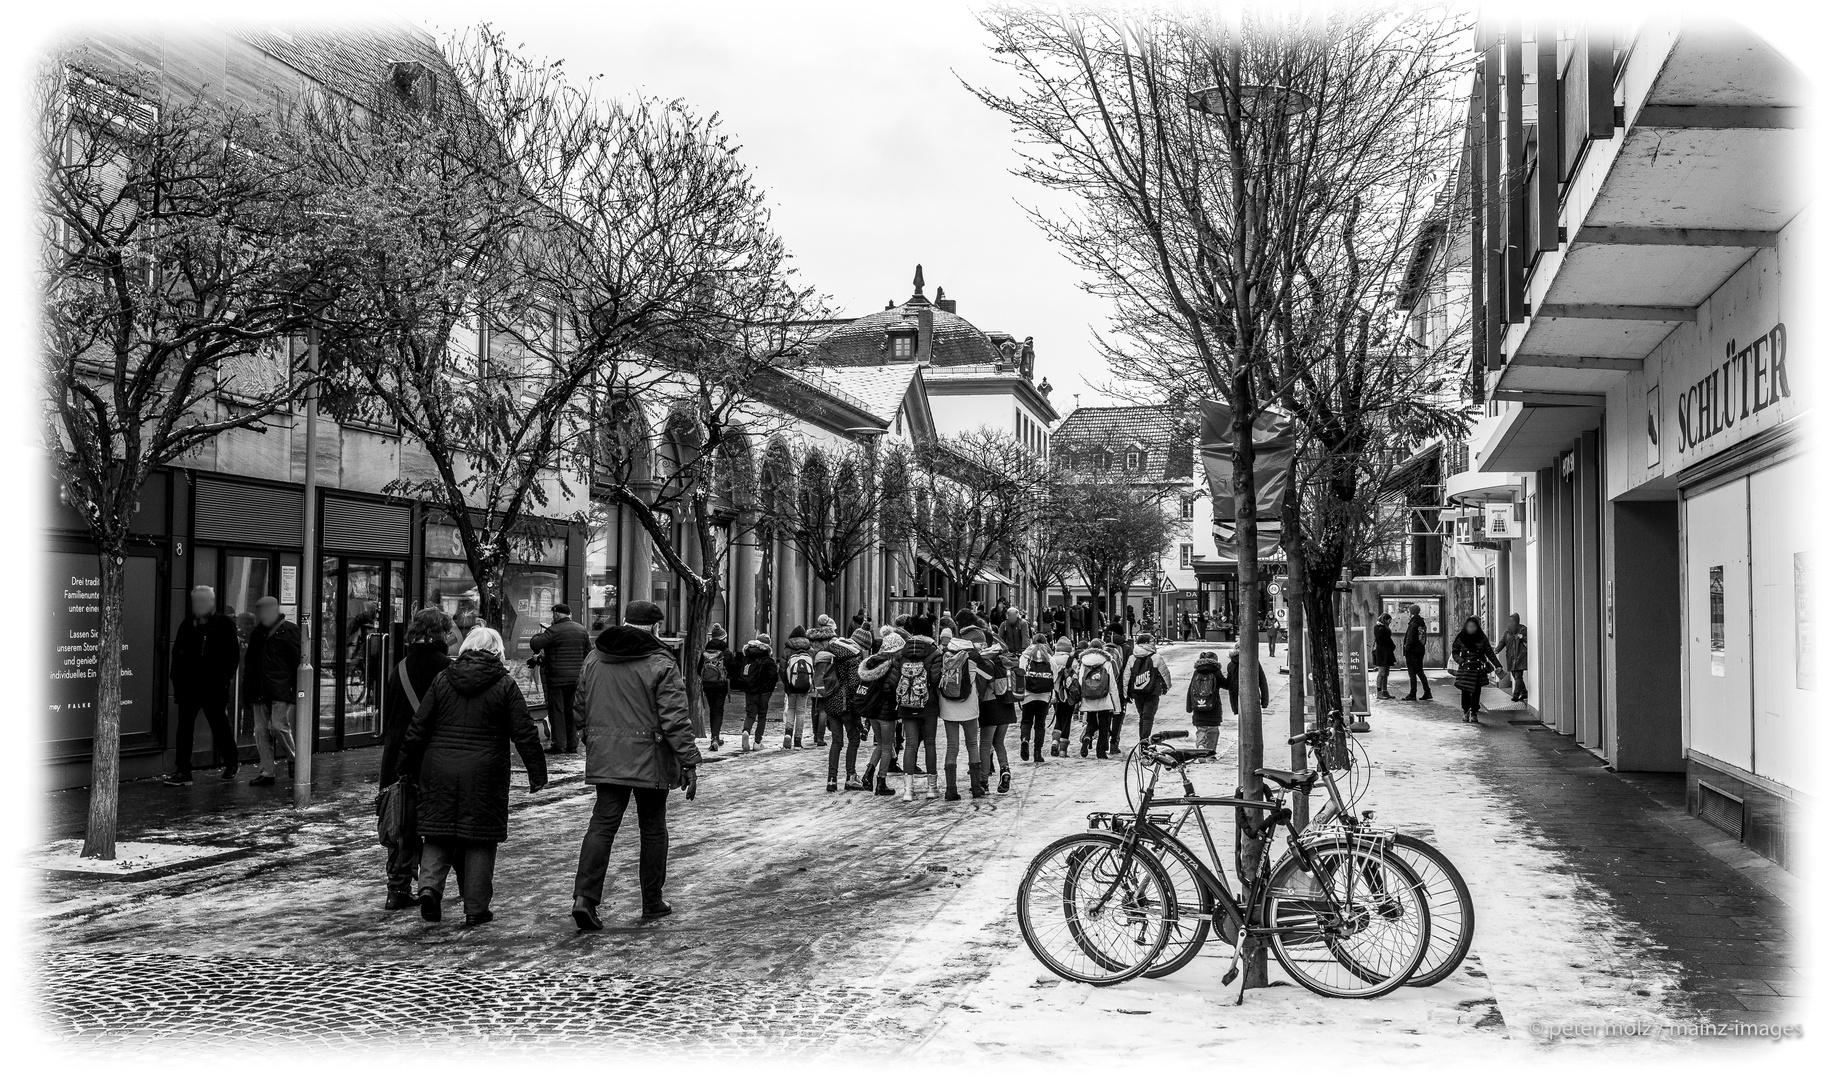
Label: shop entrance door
xmin=316 ymin=557 xmax=405 ymax=750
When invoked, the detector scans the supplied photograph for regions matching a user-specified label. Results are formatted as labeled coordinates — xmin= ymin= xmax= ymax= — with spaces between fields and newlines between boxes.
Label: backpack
xmin=940 ymin=649 xmax=976 ymax=700
xmin=1024 ymin=653 xmax=1055 ymax=694
xmin=1131 ymin=657 xmax=1167 ymax=697
xmin=895 ymin=659 xmax=932 ymax=717
xmin=1062 ymin=666 xmax=1083 ymax=703
xmin=784 ymin=652 xmax=814 ymax=694
xmin=1190 ymin=670 xmax=1219 ymax=711
xmin=1080 ymin=661 xmax=1111 ymax=701
xmin=810 ymin=649 xmax=839 ymax=700
xmin=699 ymin=649 xmax=728 ymax=688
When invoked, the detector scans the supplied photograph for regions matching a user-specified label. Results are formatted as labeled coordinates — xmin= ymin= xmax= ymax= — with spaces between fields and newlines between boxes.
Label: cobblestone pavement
xmin=34 ymin=644 xmax=1802 ymax=1058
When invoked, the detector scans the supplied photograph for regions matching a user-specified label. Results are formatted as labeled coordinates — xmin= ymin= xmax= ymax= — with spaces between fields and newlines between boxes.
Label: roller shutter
xmin=193 ymin=478 xmax=303 ymax=547
xmin=323 ymin=496 xmax=412 ymax=554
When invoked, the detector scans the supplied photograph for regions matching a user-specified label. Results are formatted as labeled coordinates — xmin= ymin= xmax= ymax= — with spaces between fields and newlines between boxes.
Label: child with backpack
xmin=698 ymin=624 xmax=737 ymax=751
xmin=779 ymin=626 xmax=815 ymax=749
xmin=1017 ymin=633 xmax=1054 ymax=763
xmin=894 ymin=614 xmax=944 ymax=801
xmin=737 ymin=634 xmax=777 ymax=753
xmin=1072 ymin=642 xmax=1121 ymax=759
xmin=1187 ymin=650 xmax=1226 ymax=753
xmin=856 ymin=628 xmax=904 ymax=796
xmin=938 ymin=625 xmax=992 ymax=800
xmin=1049 ymin=637 xmax=1075 ymax=756
xmin=1121 ymin=632 xmax=1173 ymax=745
xmin=975 ymin=635 xmax=1018 ymax=794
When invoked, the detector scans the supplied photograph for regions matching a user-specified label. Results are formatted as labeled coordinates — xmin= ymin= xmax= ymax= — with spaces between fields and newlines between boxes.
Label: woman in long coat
xmin=400 ymin=626 xmax=547 ymax=926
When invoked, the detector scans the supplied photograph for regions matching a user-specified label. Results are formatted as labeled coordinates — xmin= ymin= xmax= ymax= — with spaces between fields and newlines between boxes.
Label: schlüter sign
xmin=1676 ymin=323 xmax=1790 ymax=456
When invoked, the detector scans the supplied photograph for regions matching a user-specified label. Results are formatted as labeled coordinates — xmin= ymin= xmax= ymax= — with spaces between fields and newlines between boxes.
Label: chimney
xmin=936 ymin=287 xmax=956 ymax=315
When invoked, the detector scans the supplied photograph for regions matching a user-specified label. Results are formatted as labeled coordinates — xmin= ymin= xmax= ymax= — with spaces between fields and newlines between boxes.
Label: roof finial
xmin=912 ymin=263 xmax=925 ymax=297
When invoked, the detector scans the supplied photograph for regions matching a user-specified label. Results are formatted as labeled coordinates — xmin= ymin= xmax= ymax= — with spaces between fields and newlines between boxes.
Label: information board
xmin=1338 ymin=625 xmax=1369 ymax=717
xmin=47 ymin=550 xmax=159 ymax=744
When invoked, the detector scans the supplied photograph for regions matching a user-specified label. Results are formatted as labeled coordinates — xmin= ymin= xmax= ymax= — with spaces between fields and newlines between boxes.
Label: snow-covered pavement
xmin=32 ymin=642 xmax=1804 ymax=1063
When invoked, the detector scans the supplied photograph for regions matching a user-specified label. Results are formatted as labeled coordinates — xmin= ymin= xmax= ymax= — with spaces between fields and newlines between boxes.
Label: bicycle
xmin=1105 ymin=719 xmax=1474 ymax=988
xmin=1018 ymin=729 xmax=1432 ymax=999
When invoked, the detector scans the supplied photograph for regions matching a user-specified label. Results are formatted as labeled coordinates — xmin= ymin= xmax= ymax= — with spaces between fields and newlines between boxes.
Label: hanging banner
xmin=1200 ymin=399 xmax=1294 ymax=561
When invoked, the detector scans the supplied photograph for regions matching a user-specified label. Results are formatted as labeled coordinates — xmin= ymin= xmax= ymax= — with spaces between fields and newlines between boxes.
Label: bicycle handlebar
xmin=1151 ymin=730 xmax=1190 ymax=743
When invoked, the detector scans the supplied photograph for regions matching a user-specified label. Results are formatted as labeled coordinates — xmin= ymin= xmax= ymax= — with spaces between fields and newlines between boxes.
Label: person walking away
xmin=810 ymin=617 xmax=865 ymax=792
xmin=1371 ymin=612 xmax=1397 ymax=700
xmin=399 ymin=627 xmax=547 ymax=927
xmin=378 ymin=608 xmax=455 ymax=910
xmin=938 ymin=625 xmax=988 ymax=800
xmin=1187 ymin=651 xmax=1226 ymax=753
xmin=1221 ymin=646 xmax=1268 ymax=718
xmin=694 ymin=623 xmax=738 ymax=750
xmin=166 ymin=586 xmax=241 ymax=785
xmin=1195 ymin=609 xmax=1210 ymax=640
xmin=1401 ymin=604 xmax=1431 ymax=701
xmin=529 ymin=603 xmax=590 ymax=754
xmin=780 ymin=626 xmax=816 ymax=748
xmin=893 ymin=614 xmax=944 ymax=801
xmin=570 ymin=601 xmax=700 ymax=928
xmin=736 ymin=633 xmax=777 ymax=752
xmin=977 ymin=635 xmax=1018 ymax=793
xmin=1451 ymin=616 xmax=1503 ymax=723
xmin=1125 ymin=604 xmax=1137 ymax=637
xmin=1123 ymin=632 xmax=1172 ymax=745
xmin=1071 ymin=642 xmax=1120 ymax=759
xmin=1017 ymin=633 xmax=1054 ymax=763
xmin=1499 ymin=613 xmax=1529 ymax=702
xmin=1102 ymin=631 xmax=1130 ymax=749
xmin=1048 ymin=637 xmax=1076 ymax=756
xmin=857 ymin=628 xmax=905 ymax=796
xmin=242 ymin=596 xmax=301 ymax=787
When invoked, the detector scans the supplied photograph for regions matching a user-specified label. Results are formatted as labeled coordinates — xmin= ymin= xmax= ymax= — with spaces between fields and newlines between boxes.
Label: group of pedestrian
xmin=1370 ymin=604 xmax=1529 ymax=722
xmin=163 ymin=587 xmax=302 ymax=788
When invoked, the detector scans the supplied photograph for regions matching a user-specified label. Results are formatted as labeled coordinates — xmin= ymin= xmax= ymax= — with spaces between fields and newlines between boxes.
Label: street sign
xmin=1274 ymin=606 xmax=1288 ymax=621
xmin=1339 ymin=625 xmax=1370 ymax=716
xmin=1267 ymin=581 xmax=1282 ymax=597
xmin=1160 ymin=578 xmax=1176 ymax=593
xmin=1485 ymin=501 xmax=1521 ymax=539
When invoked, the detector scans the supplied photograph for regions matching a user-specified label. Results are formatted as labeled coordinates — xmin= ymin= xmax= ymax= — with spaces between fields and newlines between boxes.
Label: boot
xmin=926 ymin=771 xmax=941 ymax=799
xmin=887 ymin=759 xmax=904 ymax=775
xmin=876 ymin=774 xmax=895 ymax=796
xmin=998 ymin=768 xmax=1011 ymax=794
xmin=967 ymin=764 xmax=985 ymax=799
xmin=861 ymin=763 xmax=876 ymax=790
xmin=945 ymin=765 xmax=961 ymax=801
xmin=844 ymin=772 xmax=864 ymax=791
xmin=1020 ymin=740 xmax=1030 ymax=762
xmin=902 ymin=774 xmax=915 ymax=802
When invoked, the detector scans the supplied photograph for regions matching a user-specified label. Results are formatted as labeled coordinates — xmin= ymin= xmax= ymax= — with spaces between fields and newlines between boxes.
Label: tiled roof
xmin=812 ymin=300 xmax=1002 ymax=368
xmin=229 ymin=20 xmax=453 ymax=113
xmin=1049 ymin=405 xmax=1196 ymax=481
xmin=806 ymin=362 xmax=922 ymax=422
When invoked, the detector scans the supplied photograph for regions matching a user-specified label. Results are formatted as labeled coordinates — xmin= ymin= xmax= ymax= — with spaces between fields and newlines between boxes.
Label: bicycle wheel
xmin=1017 ymin=832 xmax=1175 ymax=986
xmin=1387 ymin=833 xmax=1474 ymax=987
xmin=1089 ymin=835 xmax=1208 ymax=979
xmin=1262 ymin=839 xmax=1430 ymax=998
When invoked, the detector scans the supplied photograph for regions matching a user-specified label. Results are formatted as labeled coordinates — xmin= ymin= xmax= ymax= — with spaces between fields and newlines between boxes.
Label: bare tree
xmin=767 ymin=440 xmax=889 ymax=616
xmin=1052 ymin=440 xmax=1180 ymax=620
xmin=905 ymin=428 xmax=1053 ymax=612
xmin=39 ymin=59 xmax=342 ymax=858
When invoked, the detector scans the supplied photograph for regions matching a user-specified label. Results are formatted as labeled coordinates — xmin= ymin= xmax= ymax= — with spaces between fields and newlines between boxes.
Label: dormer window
xmin=1125 ymin=449 xmax=1142 ymax=472
xmin=889 ymin=331 xmax=915 ymax=360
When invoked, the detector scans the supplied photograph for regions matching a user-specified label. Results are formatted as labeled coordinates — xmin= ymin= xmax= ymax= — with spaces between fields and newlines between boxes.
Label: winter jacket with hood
xmin=892 ymin=634 xmax=944 ymax=720
xmin=976 ymin=638 xmax=1017 ymax=723
xmin=1186 ymin=654 xmax=1226 ymax=727
xmin=1372 ymin=622 xmax=1397 ymax=667
xmin=938 ymin=636 xmax=993 ymax=723
xmin=400 ymin=650 xmax=548 ymax=843
xmin=1018 ymin=642 xmax=1056 ymax=705
xmin=779 ymin=631 xmax=814 ymax=696
xmin=1072 ymin=647 xmax=1121 ymax=714
xmin=379 ymin=639 xmax=452 ymax=788
xmin=574 ymin=625 xmax=703 ymax=789
xmin=696 ymin=635 xmax=739 ymax=690
xmin=737 ymin=638 xmax=778 ymax=696
xmin=819 ymin=636 xmax=865 ymax=719
xmin=855 ymin=635 xmax=905 ymax=724
xmin=1122 ymin=642 xmax=1173 ymax=702
xmin=528 ymin=615 xmax=591 ymax=686
xmin=1222 ymin=653 xmax=1270 ymax=713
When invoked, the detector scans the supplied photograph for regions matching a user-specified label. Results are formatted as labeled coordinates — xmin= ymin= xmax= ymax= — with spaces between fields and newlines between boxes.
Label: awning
xmin=972 ymin=567 xmax=1015 ymax=587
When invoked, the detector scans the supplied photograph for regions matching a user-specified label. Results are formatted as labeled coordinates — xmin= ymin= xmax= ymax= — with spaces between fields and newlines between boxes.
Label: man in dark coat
xmin=242 ymin=596 xmax=302 ymax=787
xmin=530 ymin=603 xmax=591 ymax=754
xmin=166 ymin=586 xmax=242 ymax=785
xmin=1371 ymin=612 xmax=1397 ymax=700
xmin=1221 ymin=647 xmax=1269 ymax=715
xmin=571 ymin=600 xmax=702 ymax=928
xmin=400 ymin=627 xmax=547 ymax=926
xmin=378 ymin=607 xmax=455 ymax=910
xmin=1401 ymin=604 xmax=1432 ymax=700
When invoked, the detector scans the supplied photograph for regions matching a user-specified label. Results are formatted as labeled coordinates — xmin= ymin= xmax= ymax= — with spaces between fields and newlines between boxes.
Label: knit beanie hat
xmin=788 ymin=624 xmax=806 ymax=640
xmin=881 ymin=631 xmax=906 ymax=654
xmin=1055 ymin=637 xmax=1072 ymax=652
xmin=953 ymin=607 xmax=978 ymax=628
xmin=756 ymin=633 xmax=772 ymax=646
xmin=709 ymin=623 xmax=727 ymax=640
xmin=851 ymin=625 xmax=874 ymax=651
xmin=909 ymin=613 xmax=935 ymax=638
xmin=816 ymin=613 xmax=837 ymax=630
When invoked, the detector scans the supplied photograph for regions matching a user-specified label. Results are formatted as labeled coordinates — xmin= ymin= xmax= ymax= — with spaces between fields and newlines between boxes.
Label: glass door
xmin=316 ymin=556 xmax=405 ymax=749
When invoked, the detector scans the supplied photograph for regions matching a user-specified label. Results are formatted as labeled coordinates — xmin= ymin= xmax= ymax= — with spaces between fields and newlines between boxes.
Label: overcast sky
xmin=420 ymin=0 xmax=1129 ymax=416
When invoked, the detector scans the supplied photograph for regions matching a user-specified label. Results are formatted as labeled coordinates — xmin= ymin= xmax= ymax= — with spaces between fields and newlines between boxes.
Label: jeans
xmin=979 ymin=721 xmax=1009 ymax=774
xmin=826 ymin=713 xmax=861 ymax=780
xmin=1195 ymin=726 xmax=1220 ymax=751
xmin=573 ymin=783 xmax=670 ymax=910
xmin=744 ymin=691 xmax=772 ymax=740
xmin=1079 ymin=710 xmax=1115 ymax=755
xmin=1510 ymin=669 xmax=1528 ymax=701
xmin=386 ymin=835 xmax=421 ymax=897
xmin=1404 ymin=656 xmax=1430 ymax=698
xmin=1460 ymin=686 xmax=1482 ymax=712
xmin=420 ymin=836 xmax=497 ymax=917
xmin=783 ymin=693 xmax=812 ymax=744
xmin=866 ymin=718 xmax=899 ymax=778
xmin=943 ymin=719 xmax=981 ymax=767
xmin=251 ymin=700 xmax=296 ymax=777
xmin=1131 ymin=695 xmax=1160 ymax=744
xmin=1052 ymin=702 xmax=1074 ymax=740
xmin=1375 ymin=664 xmax=1391 ymax=696
xmin=545 ymin=682 xmax=578 ymax=752
xmin=901 ymin=715 xmax=938 ymax=775
xmin=704 ymin=686 xmax=728 ymax=743
xmin=173 ymin=691 xmax=236 ymax=774
xmin=1020 ymin=701 xmax=1050 ymax=755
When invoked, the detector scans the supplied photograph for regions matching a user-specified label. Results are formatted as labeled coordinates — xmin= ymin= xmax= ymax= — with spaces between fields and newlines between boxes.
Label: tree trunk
xmin=1230 ymin=377 xmax=1266 ymax=988
xmin=1283 ymin=482 xmax=1310 ymax=829
xmin=82 ymin=545 xmax=126 ymax=861
xmin=755 ymin=527 xmax=775 ymax=637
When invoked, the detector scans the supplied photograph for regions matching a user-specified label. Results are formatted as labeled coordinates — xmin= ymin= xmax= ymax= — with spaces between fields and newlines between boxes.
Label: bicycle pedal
xmin=1220 ymin=966 xmax=1238 ymax=987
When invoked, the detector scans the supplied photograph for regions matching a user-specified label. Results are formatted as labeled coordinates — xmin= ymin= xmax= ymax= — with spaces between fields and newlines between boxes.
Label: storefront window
xmin=585 ymin=500 xmax=622 ymax=630
xmin=423 ymin=523 xmax=569 ymax=709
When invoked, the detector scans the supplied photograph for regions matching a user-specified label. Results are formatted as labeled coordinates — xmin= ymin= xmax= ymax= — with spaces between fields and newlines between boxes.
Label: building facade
xmin=1445 ymin=15 xmax=1812 ymax=866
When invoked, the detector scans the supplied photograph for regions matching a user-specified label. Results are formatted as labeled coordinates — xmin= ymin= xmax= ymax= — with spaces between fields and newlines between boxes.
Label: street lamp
xmin=1186 ymin=83 xmax=1316 ymax=119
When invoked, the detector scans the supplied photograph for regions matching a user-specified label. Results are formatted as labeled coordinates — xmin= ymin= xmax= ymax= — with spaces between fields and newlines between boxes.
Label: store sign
xmin=1484 ymin=502 xmax=1520 ymax=539
xmin=47 ymin=551 xmax=158 ymax=744
xmin=1676 ymin=323 xmax=1790 ymax=458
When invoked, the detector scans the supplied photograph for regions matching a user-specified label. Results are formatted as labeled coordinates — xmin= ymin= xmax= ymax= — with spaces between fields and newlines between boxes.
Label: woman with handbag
xmin=377 ymin=608 xmax=455 ymax=911
xmin=1450 ymin=617 xmax=1504 ymax=724
xmin=399 ymin=626 xmax=548 ymax=927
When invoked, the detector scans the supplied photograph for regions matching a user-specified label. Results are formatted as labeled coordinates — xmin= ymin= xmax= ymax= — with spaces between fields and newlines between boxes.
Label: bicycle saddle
xmin=1253 ymin=767 xmax=1316 ymax=788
